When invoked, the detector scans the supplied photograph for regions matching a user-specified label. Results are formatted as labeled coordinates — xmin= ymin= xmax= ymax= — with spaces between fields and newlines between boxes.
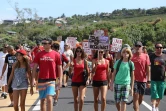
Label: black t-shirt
xmin=150 ymin=53 xmax=166 ymax=81
xmin=5 ymin=54 xmax=17 ymax=75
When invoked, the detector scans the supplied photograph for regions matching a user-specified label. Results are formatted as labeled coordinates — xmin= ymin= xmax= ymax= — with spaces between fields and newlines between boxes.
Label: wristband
xmin=147 ymin=81 xmax=151 ymax=83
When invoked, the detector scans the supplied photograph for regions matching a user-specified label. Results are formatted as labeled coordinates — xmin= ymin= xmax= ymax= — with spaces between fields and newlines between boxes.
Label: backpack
xmin=115 ymin=58 xmax=133 ymax=77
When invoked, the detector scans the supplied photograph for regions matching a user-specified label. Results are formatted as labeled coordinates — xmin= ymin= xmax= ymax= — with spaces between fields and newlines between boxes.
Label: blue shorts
xmin=38 ymin=81 xmax=55 ymax=99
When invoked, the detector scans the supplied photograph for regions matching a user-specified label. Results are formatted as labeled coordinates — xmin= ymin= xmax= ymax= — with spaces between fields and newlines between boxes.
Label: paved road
xmin=29 ymin=81 xmax=166 ymax=111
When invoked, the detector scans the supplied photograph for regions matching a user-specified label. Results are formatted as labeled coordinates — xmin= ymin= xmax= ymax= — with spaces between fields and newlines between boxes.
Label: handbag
xmin=82 ymin=60 xmax=88 ymax=84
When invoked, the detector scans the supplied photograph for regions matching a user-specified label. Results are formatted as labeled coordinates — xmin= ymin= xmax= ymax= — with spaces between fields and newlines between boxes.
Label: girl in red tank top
xmin=92 ymin=50 xmax=109 ymax=111
xmin=69 ymin=47 xmax=89 ymax=111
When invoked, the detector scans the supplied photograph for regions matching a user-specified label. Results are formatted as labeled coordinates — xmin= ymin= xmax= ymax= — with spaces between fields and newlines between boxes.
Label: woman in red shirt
xmin=69 ymin=47 xmax=89 ymax=111
xmin=92 ymin=50 xmax=109 ymax=111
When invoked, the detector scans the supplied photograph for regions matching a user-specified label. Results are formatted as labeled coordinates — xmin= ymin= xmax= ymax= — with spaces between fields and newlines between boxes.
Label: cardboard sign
xmin=82 ymin=41 xmax=91 ymax=55
xmin=94 ymin=29 xmax=108 ymax=37
xmin=84 ymin=49 xmax=91 ymax=55
xmin=111 ymin=38 xmax=122 ymax=52
xmin=57 ymin=36 xmax=62 ymax=42
xmin=66 ymin=37 xmax=77 ymax=48
xmin=89 ymin=35 xmax=109 ymax=50
xmin=60 ymin=41 xmax=64 ymax=54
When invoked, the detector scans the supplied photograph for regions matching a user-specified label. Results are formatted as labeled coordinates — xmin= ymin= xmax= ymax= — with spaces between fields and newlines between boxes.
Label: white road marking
xmin=142 ymin=101 xmax=152 ymax=110
xmin=32 ymin=100 xmax=152 ymax=110
xmin=33 ymin=100 xmax=40 ymax=111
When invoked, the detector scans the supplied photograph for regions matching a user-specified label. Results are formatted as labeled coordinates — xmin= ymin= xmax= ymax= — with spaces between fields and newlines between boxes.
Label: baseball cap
xmin=17 ymin=49 xmax=27 ymax=55
xmin=122 ymin=44 xmax=131 ymax=49
xmin=135 ymin=41 xmax=143 ymax=46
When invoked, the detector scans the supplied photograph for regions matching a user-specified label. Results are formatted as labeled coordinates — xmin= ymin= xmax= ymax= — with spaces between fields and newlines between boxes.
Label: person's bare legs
xmin=100 ymin=86 xmax=107 ymax=111
xmin=72 ymin=86 xmax=79 ymax=111
xmin=35 ymin=71 xmax=39 ymax=92
xmin=79 ymin=86 xmax=86 ymax=111
xmin=116 ymin=102 xmax=121 ymax=111
xmin=133 ymin=93 xmax=139 ymax=111
xmin=138 ymin=94 xmax=144 ymax=105
xmin=20 ymin=89 xmax=27 ymax=111
xmin=40 ymin=98 xmax=46 ymax=111
xmin=9 ymin=93 xmax=13 ymax=104
xmin=93 ymin=87 xmax=100 ymax=111
xmin=55 ymin=89 xmax=60 ymax=101
xmin=47 ymin=95 xmax=53 ymax=111
xmin=121 ymin=102 xmax=127 ymax=111
xmin=13 ymin=90 xmax=20 ymax=111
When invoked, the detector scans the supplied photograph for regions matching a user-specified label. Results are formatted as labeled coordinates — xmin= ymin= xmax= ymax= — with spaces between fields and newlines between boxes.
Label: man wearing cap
xmin=0 ymin=45 xmax=17 ymax=107
xmin=62 ymin=43 xmax=73 ymax=87
xmin=131 ymin=41 xmax=151 ymax=111
xmin=32 ymin=38 xmax=62 ymax=111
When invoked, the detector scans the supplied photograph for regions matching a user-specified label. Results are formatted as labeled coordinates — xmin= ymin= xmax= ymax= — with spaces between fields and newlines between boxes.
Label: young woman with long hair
xmin=69 ymin=47 xmax=89 ymax=111
xmin=8 ymin=50 xmax=33 ymax=111
xmin=92 ymin=50 xmax=109 ymax=111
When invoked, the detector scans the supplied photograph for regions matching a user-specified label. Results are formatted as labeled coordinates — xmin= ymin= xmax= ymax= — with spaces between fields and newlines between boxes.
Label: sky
xmin=0 ymin=0 xmax=166 ymax=20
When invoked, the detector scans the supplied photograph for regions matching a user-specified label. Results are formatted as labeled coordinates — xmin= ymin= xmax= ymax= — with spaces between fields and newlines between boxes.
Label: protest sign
xmin=82 ymin=41 xmax=91 ymax=55
xmin=89 ymin=35 xmax=109 ymax=50
xmin=94 ymin=29 xmax=108 ymax=37
xmin=60 ymin=41 xmax=64 ymax=54
xmin=111 ymin=38 xmax=122 ymax=52
xmin=66 ymin=37 xmax=77 ymax=48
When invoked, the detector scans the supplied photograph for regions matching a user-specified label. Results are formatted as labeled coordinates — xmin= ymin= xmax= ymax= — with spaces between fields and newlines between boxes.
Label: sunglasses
xmin=42 ymin=42 xmax=50 ymax=45
xmin=135 ymin=45 xmax=141 ymax=47
xmin=76 ymin=50 xmax=82 ymax=53
xmin=155 ymin=47 xmax=163 ymax=49
xmin=99 ymin=51 xmax=104 ymax=53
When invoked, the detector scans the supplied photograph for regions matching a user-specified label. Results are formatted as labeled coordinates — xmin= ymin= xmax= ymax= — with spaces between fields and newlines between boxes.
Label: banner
xmin=82 ymin=41 xmax=91 ymax=55
xmin=89 ymin=35 xmax=109 ymax=50
xmin=65 ymin=37 xmax=77 ymax=48
xmin=111 ymin=38 xmax=122 ymax=52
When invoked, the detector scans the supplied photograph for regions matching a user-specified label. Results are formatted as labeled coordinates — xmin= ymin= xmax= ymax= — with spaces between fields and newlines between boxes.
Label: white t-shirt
xmin=63 ymin=49 xmax=73 ymax=71
xmin=0 ymin=52 xmax=8 ymax=86
xmin=63 ymin=49 xmax=73 ymax=62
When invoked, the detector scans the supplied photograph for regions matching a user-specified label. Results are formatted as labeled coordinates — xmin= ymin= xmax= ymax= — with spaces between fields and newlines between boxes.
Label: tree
xmin=61 ymin=13 xmax=66 ymax=18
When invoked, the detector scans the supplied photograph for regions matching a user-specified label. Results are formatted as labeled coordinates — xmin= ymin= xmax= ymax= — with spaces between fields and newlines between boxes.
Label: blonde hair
xmin=121 ymin=47 xmax=133 ymax=60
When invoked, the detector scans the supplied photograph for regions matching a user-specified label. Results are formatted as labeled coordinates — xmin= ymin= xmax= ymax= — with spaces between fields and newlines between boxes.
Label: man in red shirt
xmin=32 ymin=38 xmax=62 ymax=111
xmin=131 ymin=41 xmax=151 ymax=111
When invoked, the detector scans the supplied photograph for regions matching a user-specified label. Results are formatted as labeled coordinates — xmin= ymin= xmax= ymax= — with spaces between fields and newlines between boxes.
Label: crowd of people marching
xmin=0 ymin=38 xmax=165 ymax=111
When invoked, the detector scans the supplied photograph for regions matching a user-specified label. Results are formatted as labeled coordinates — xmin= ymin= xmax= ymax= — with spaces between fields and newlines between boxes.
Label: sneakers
xmin=1 ymin=93 xmax=4 ymax=97
xmin=8 ymin=103 xmax=14 ymax=107
xmin=53 ymin=100 xmax=58 ymax=106
xmin=3 ymin=94 xmax=7 ymax=99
